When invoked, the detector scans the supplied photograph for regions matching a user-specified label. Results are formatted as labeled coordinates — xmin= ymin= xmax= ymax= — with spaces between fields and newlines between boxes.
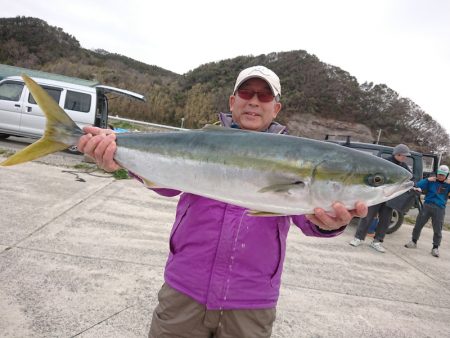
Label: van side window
xmin=422 ymin=156 xmax=435 ymax=173
xmin=28 ymin=87 xmax=62 ymax=104
xmin=0 ymin=81 xmax=24 ymax=101
xmin=64 ymin=90 xmax=91 ymax=112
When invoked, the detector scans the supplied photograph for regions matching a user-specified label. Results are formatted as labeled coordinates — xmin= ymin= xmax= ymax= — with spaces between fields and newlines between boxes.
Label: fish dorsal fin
xmin=201 ymin=125 xmax=253 ymax=133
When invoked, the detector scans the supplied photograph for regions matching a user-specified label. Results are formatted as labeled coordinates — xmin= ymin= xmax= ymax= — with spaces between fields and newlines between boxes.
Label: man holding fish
xmin=77 ymin=66 xmax=369 ymax=337
xmin=3 ymin=66 xmax=414 ymax=337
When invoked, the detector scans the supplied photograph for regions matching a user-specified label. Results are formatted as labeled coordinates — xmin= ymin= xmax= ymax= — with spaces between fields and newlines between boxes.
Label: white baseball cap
xmin=233 ymin=65 xmax=281 ymax=97
xmin=437 ymin=164 xmax=449 ymax=176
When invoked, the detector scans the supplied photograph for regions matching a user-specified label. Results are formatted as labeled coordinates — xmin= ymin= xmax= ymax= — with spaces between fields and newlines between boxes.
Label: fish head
xmin=306 ymin=151 xmax=414 ymax=212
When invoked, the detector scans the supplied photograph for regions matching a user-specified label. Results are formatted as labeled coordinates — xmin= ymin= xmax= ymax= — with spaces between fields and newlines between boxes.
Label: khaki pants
xmin=149 ymin=283 xmax=276 ymax=338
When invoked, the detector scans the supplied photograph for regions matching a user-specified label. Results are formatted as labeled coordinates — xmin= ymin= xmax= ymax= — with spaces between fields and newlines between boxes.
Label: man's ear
xmin=229 ymin=95 xmax=235 ymax=112
xmin=273 ymin=102 xmax=282 ymax=118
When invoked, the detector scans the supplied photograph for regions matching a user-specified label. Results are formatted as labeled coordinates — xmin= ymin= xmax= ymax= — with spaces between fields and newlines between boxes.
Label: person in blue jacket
xmin=405 ymin=164 xmax=450 ymax=257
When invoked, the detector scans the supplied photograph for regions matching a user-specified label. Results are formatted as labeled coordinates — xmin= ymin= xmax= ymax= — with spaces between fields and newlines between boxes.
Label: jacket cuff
xmin=314 ymin=224 xmax=347 ymax=234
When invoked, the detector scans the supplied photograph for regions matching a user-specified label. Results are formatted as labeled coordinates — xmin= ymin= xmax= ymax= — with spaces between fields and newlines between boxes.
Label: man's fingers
xmin=77 ymin=128 xmax=120 ymax=172
xmin=94 ymin=134 xmax=115 ymax=161
xmin=305 ymin=214 xmax=323 ymax=228
xmin=307 ymin=201 xmax=368 ymax=231
xmin=77 ymin=134 xmax=91 ymax=153
xmin=104 ymin=142 xmax=120 ymax=171
xmin=83 ymin=126 xmax=113 ymax=136
xmin=309 ymin=206 xmax=346 ymax=230
xmin=332 ymin=203 xmax=353 ymax=224
xmin=82 ymin=134 xmax=105 ymax=158
xmin=352 ymin=201 xmax=368 ymax=218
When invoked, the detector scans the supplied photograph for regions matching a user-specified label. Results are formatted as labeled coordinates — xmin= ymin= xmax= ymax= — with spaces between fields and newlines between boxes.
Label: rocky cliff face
xmin=286 ymin=113 xmax=374 ymax=143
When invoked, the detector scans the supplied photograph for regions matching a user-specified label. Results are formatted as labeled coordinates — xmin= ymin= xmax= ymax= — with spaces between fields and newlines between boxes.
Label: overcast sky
xmin=3 ymin=0 xmax=449 ymax=135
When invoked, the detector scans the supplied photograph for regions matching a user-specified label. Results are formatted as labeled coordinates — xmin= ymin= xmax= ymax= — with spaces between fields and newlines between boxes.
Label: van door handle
xmin=26 ymin=106 xmax=32 ymax=112
xmin=14 ymin=104 xmax=20 ymax=107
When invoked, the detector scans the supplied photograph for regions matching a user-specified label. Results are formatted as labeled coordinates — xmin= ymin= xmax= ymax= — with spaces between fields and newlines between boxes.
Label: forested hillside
xmin=1 ymin=16 xmax=448 ymax=157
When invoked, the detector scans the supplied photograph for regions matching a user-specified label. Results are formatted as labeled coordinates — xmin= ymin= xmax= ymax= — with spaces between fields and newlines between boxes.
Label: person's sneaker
xmin=431 ymin=248 xmax=439 ymax=257
xmin=370 ymin=240 xmax=386 ymax=253
xmin=404 ymin=241 xmax=417 ymax=249
xmin=349 ymin=238 xmax=363 ymax=247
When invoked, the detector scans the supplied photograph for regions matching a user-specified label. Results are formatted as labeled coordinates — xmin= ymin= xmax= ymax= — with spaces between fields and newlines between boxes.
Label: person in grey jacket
xmin=349 ymin=144 xmax=412 ymax=253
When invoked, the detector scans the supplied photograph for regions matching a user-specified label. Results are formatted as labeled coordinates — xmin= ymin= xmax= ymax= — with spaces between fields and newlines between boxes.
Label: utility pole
xmin=376 ymin=129 xmax=382 ymax=144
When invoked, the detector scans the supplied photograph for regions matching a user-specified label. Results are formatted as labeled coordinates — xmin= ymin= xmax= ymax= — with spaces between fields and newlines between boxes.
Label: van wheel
xmin=386 ymin=209 xmax=404 ymax=234
xmin=0 ymin=133 xmax=10 ymax=139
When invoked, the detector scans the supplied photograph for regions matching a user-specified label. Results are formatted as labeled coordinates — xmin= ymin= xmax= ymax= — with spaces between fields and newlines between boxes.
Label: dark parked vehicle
xmin=325 ymin=136 xmax=439 ymax=233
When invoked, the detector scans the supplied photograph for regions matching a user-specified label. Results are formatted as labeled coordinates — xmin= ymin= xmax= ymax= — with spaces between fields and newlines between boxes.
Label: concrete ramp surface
xmin=1 ymin=159 xmax=449 ymax=337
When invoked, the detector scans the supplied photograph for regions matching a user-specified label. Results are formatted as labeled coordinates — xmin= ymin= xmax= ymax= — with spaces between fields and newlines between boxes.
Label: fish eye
xmin=366 ymin=173 xmax=385 ymax=187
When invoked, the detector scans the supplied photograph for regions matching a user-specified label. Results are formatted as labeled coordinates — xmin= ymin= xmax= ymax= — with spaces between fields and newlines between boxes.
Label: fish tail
xmin=0 ymin=75 xmax=83 ymax=166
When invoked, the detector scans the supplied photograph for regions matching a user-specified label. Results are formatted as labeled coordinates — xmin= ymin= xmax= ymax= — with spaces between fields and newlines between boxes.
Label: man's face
xmin=437 ymin=174 xmax=447 ymax=182
xmin=229 ymin=78 xmax=282 ymax=131
xmin=394 ymin=154 xmax=407 ymax=163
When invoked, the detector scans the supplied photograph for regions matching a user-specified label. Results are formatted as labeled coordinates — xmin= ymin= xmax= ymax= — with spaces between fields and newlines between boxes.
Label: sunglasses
xmin=236 ymin=89 xmax=274 ymax=103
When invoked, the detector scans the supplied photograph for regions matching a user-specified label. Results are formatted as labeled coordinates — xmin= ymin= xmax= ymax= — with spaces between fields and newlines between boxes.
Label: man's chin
xmin=240 ymin=119 xmax=263 ymax=130
xmin=240 ymin=123 xmax=263 ymax=131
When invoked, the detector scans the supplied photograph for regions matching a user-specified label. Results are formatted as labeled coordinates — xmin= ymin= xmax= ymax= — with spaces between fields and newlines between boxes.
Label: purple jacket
xmin=153 ymin=189 xmax=344 ymax=310
xmin=140 ymin=113 xmax=345 ymax=310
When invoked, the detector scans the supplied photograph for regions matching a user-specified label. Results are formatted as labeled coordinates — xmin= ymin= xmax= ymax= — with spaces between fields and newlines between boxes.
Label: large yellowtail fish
xmin=1 ymin=75 xmax=413 ymax=215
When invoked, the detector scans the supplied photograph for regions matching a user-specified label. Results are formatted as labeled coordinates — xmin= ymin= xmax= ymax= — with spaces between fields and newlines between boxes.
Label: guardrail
xmin=109 ymin=115 xmax=186 ymax=131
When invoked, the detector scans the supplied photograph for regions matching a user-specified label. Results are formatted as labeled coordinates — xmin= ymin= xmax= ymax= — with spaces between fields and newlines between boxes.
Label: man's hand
xmin=428 ymin=176 xmax=437 ymax=182
xmin=77 ymin=126 xmax=121 ymax=172
xmin=306 ymin=201 xmax=368 ymax=231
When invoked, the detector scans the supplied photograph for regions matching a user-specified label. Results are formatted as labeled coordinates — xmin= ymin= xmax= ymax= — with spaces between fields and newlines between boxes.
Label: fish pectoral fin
xmin=258 ymin=181 xmax=305 ymax=194
xmin=247 ymin=210 xmax=286 ymax=217
xmin=142 ymin=178 xmax=161 ymax=188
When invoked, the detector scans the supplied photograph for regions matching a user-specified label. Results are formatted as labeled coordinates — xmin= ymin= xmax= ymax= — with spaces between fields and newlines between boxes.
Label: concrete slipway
xmin=0 ymin=155 xmax=449 ymax=338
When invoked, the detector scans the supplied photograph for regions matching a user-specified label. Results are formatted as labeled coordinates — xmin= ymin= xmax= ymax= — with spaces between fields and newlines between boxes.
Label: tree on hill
xmin=0 ymin=16 xmax=79 ymax=68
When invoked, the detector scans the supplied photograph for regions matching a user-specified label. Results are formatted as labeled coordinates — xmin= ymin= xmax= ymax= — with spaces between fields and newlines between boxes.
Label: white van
xmin=0 ymin=75 xmax=145 ymax=141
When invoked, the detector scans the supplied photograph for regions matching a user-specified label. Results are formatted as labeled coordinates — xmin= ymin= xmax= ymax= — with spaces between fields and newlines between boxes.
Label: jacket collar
xmin=218 ymin=112 xmax=288 ymax=135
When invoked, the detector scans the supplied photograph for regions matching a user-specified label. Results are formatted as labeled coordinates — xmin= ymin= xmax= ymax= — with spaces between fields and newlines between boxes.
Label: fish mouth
xmin=383 ymin=180 xmax=414 ymax=199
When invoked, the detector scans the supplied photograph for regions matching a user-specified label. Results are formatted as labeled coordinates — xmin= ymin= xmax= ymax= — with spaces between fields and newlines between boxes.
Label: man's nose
xmin=248 ymin=93 xmax=260 ymax=104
